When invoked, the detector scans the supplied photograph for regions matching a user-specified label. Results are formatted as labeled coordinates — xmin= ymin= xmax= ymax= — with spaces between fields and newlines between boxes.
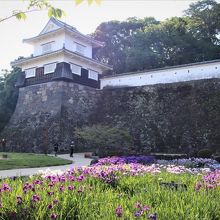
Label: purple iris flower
xmin=115 ymin=205 xmax=123 ymax=218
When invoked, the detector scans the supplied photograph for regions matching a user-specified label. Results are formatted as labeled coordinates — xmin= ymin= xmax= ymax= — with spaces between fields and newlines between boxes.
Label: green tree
xmin=185 ymin=0 xmax=220 ymax=43
xmin=126 ymin=16 xmax=220 ymax=71
xmin=92 ymin=0 xmax=220 ymax=74
xmin=93 ymin=17 xmax=159 ymax=74
xmin=94 ymin=6 xmax=220 ymax=74
xmin=0 ymin=68 xmax=20 ymax=131
xmin=75 ymin=125 xmax=133 ymax=156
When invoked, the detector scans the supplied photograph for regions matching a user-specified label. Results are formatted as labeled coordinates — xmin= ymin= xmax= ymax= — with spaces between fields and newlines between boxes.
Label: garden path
xmin=0 ymin=153 xmax=92 ymax=179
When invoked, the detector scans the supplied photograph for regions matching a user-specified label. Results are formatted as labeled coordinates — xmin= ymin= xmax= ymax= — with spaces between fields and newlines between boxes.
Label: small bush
xmin=213 ymin=155 xmax=220 ymax=163
xmin=75 ymin=125 xmax=133 ymax=157
xmin=151 ymin=153 xmax=188 ymax=160
xmin=197 ymin=148 xmax=212 ymax=158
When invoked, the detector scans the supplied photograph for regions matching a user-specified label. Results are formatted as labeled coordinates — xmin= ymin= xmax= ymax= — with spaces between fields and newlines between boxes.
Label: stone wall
xmin=94 ymin=79 xmax=220 ymax=154
xmin=1 ymin=78 xmax=220 ymax=154
xmin=1 ymin=81 xmax=99 ymax=152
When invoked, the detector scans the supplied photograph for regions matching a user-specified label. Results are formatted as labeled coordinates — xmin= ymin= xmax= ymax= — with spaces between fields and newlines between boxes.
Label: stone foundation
xmin=95 ymin=79 xmax=220 ymax=154
xmin=1 ymin=78 xmax=220 ymax=154
xmin=1 ymin=81 xmax=99 ymax=152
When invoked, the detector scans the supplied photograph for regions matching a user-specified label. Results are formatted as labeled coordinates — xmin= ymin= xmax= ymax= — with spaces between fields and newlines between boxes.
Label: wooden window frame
xmin=74 ymin=42 xmax=86 ymax=55
xmin=41 ymin=41 xmax=55 ymax=54
xmin=70 ymin=63 xmax=81 ymax=76
xmin=25 ymin=67 xmax=36 ymax=78
xmin=44 ymin=62 xmax=57 ymax=74
xmin=88 ymin=69 xmax=99 ymax=81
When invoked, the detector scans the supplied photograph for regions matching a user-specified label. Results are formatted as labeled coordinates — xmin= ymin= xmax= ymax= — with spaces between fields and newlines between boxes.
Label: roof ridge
xmin=25 ymin=17 xmax=104 ymax=47
xmin=50 ymin=17 xmax=78 ymax=32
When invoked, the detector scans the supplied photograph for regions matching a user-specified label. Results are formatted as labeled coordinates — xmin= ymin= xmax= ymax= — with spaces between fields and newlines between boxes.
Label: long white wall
xmin=100 ymin=61 xmax=220 ymax=89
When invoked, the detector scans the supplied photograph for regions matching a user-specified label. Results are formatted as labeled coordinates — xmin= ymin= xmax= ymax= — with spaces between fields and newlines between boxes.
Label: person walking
xmin=70 ymin=140 xmax=74 ymax=157
xmin=1 ymin=138 xmax=6 ymax=152
xmin=54 ymin=142 xmax=59 ymax=157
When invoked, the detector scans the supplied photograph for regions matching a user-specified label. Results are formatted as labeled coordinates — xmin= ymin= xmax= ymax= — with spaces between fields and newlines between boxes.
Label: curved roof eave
xmin=23 ymin=22 xmax=104 ymax=47
xmin=11 ymin=49 xmax=112 ymax=71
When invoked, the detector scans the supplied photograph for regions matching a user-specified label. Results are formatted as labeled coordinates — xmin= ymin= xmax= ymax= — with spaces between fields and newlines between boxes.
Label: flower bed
xmin=95 ymin=155 xmax=155 ymax=166
xmin=0 ymin=158 xmax=219 ymax=219
xmin=95 ymin=156 xmax=219 ymax=169
xmin=157 ymin=157 xmax=220 ymax=169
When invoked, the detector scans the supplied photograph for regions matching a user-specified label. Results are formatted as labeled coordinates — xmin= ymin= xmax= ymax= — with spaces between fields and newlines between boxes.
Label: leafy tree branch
xmin=0 ymin=0 xmax=102 ymax=23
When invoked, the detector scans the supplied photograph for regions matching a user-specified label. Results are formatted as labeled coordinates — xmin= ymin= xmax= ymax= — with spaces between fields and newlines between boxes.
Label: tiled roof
xmin=23 ymin=17 xmax=103 ymax=47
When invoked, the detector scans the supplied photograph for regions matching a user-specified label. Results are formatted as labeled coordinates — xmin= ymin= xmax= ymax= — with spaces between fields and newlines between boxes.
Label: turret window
xmin=41 ymin=42 xmax=54 ymax=54
xmin=75 ymin=42 xmax=86 ymax=55
xmin=25 ymin=68 xmax=36 ymax=78
xmin=88 ymin=70 xmax=99 ymax=81
xmin=70 ymin=63 xmax=81 ymax=75
xmin=44 ymin=63 xmax=57 ymax=74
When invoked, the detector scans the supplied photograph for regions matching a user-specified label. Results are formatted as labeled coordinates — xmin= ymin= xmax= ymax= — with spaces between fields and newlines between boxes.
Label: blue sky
xmin=0 ymin=0 xmax=197 ymax=71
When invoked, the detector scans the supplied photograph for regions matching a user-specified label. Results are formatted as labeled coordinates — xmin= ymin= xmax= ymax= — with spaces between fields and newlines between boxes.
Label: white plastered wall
xmin=21 ymin=54 xmax=64 ymax=70
xmin=100 ymin=62 xmax=220 ymax=89
xmin=32 ymin=32 xmax=93 ymax=58
xmin=40 ymin=20 xmax=60 ymax=35
xmin=64 ymin=56 xmax=103 ymax=73
xmin=21 ymin=53 xmax=103 ymax=74
xmin=65 ymin=33 xmax=92 ymax=58
xmin=33 ymin=32 xmax=65 ymax=56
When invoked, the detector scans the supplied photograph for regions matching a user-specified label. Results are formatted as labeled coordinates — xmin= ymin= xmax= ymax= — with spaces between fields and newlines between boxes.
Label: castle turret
xmin=11 ymin=17 xmax=112 ymax=89
xmin=2 ymin=18 xmax=111 ymax=152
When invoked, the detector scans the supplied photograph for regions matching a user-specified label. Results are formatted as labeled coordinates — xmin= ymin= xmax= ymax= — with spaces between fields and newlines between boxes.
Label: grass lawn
xmin=0 ymin=152 xmax=72 ymax=170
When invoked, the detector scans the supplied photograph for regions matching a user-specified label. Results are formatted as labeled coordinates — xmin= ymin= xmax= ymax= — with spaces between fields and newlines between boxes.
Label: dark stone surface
xmin=1 ymin=78 xmax=220 ymax=154
xmin=1 ymin=81 xmax=99 ymax=153
xmin=93 ymin=79 xmax=220 ymax=155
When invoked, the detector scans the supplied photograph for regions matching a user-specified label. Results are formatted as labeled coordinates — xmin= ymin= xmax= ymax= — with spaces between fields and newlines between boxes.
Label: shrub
xmin=75 ymin=125 xmax=133 ymax=157
xmin=213 ymin=155 xmax=220 ymax=163
xmin=197 ymin=148 xmax=212 ymax=158
xmin=151 ymin=153 xmax=188 ymax=160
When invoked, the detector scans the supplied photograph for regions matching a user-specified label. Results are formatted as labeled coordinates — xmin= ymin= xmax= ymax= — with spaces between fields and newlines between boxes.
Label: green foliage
xmin=0 ymin=172 xmax=219 ymax=219
xmin=93 ymin=0 xmax=220 ymax=74
xmin=47 ymin=7 xmax=64 ymax=18
xmin=0 ymin=68 xmax=20 ymax=132
xmin=14 ymin=12 xmax=27 ymax=20
xmin=0 ymin=0 xmax=102 ymax=23
xmin=75 ymin=0 xmax=102 ymax=5
xmin=197 ymin=148 xmax=213 ymax=158
xmin=185 ymin=0 xmax=220 ymax=43
xmin=93 ymin=17 xmax=159 ymax=74
xmin=0 ymin=152 xmax=72 ymax=170
xmin=75 ymin=125 xmax=133 ymax=156
xmin=126 ymin=16 xmax=220 ymax=71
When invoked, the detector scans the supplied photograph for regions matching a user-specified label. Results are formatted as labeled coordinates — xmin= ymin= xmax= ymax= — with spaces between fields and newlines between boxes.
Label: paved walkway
xmin=0 ymin=153 xmax=92 ymax=179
